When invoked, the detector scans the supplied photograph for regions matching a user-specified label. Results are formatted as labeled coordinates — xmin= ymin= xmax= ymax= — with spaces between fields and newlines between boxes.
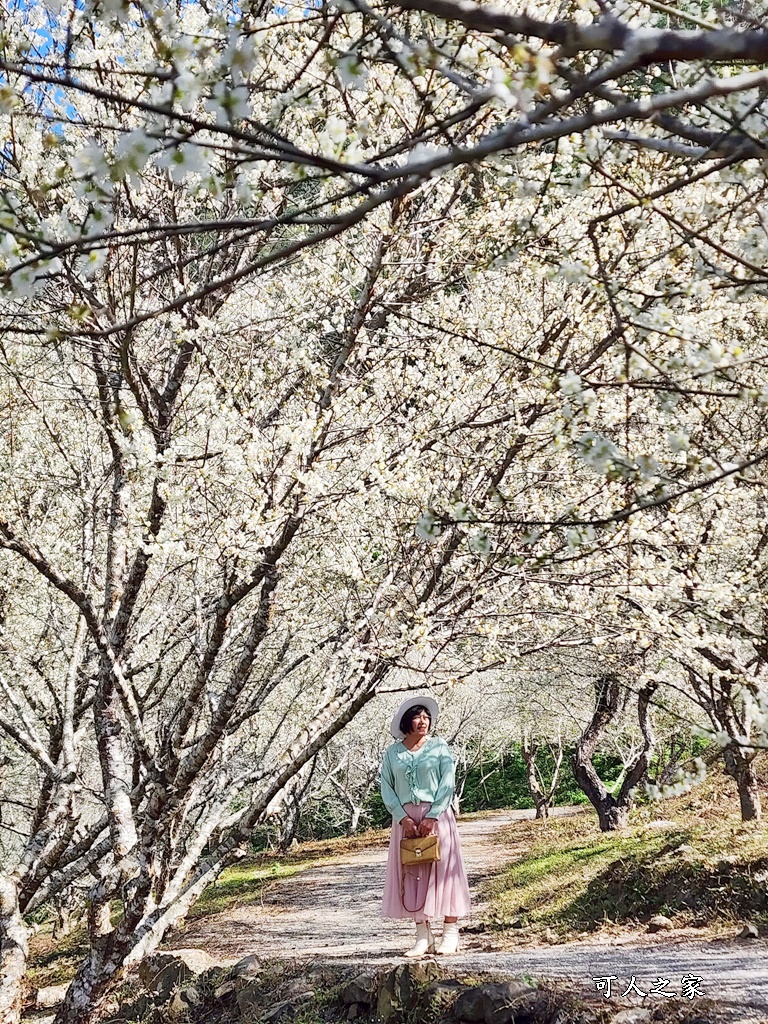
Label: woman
xmin=380 ymin=695 xmax=471 ymax=957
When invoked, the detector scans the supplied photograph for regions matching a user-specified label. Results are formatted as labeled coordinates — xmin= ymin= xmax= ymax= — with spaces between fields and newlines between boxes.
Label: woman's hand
xmin=401 ymin=816 xmax=419 ymax=838
xmin=418 ymin=817 xmax=438 ymax=837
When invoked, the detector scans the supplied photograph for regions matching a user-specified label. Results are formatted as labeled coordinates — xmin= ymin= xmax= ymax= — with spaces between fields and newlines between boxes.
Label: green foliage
xmin=456 ymin=744 xmax=625 ymax=813
xmin=364 ymin=790 xmax=392 ymax=830
xmin=647 ymin=733 xmax=712 ymax=785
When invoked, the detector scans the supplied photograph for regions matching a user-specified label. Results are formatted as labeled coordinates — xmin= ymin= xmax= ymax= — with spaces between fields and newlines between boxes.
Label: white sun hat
xmin=390 ymin=694 xmax=440 ymax=740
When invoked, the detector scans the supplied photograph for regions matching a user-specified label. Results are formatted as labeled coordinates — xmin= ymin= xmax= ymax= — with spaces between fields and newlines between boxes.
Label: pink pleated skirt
xmin=381 ymin=802 xmax=471 ymax=923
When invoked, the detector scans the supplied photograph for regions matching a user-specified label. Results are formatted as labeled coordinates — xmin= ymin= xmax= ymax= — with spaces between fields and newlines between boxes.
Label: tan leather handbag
xmin=400 ymin=835 xmax=441 ymax=865
xmin=399 ymin=836 xmax=441 ymax=913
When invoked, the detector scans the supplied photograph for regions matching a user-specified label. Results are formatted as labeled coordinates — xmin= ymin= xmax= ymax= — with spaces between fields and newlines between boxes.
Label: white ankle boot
xmin=436 ymin=921 xmax=460 ymax=954
xmin=403 ymin=921 xmax=435 ymax=957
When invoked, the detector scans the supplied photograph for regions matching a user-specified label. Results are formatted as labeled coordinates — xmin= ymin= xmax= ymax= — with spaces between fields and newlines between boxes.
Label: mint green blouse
xmin=380 ymin=735 xmax=456 ymax=822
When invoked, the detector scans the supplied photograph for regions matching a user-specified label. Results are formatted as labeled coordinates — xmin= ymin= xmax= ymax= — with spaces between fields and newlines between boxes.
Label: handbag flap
xmin=400 ymin=835 xmax=441 ymax=864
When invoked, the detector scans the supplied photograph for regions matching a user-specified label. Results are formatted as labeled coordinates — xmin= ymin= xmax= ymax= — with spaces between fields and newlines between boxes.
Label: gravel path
xmin=178 ymin=809 xmax=768 ymax=1022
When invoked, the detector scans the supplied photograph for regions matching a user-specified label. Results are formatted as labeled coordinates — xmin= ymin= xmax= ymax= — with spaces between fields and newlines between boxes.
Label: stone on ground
xmin=453 ymin=979 xmax=539 ymax=1024
xmin=139 ymin=948 xmax=220 ymax=999
xmin=646 ymin=914 xmax=674 ymax=933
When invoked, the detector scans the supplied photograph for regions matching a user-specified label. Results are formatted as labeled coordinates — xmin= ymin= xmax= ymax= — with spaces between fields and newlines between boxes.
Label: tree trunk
xmin=348 ymin=805 xmax=362 ymax=833
xmin=522 ymin=731 xmax=563 ymax=821
xmin=572 ymin=674 xmax=656 ymax=832
xmin=0 ymin=875 xmax=29 ymax=1024
xmin=723 ymin=748 xmax=762 ymax=822
xmin=571 ymin=747 xmax=630 ymax=831
xmin=52 ymin=938 xmax=128 ymax=1024
xmin=521 ymin=735 xmax=550 ymax=819
xmin=571 ymin=749 xmax=630 ymax=832
xmin=572 ymin=674 xmax=625 ymax=832
xmin=738 ymin=782 xmax=761 ymax=822
xmin=277 ymin=797 xmax=302 ymax=850
xmin=56 ymin=680 xmax=385 ymax=1024
xmin=595 ymin=801 xmax=630 ymax=831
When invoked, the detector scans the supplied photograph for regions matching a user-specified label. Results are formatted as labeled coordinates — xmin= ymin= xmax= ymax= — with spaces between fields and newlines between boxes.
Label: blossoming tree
xmin=2 ymin=0 xmax=768 ymax=1021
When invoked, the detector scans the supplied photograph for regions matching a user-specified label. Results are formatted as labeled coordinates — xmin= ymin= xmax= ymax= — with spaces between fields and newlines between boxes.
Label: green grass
xmin=189 ymin=825 xmax=393 ymax=919
xmin=188 ymin=859 xmax=307 ymax=919
xmin=484 ymin=772 xmax=768 ymax=937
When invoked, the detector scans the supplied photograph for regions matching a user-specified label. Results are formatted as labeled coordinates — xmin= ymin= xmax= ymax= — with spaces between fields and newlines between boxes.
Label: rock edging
xmin=127 ymin=950 xmax=726 ymax=1024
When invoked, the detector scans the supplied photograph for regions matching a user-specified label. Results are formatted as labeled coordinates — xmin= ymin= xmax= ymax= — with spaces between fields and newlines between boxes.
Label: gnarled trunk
xmin=571 ymin=746 xmax=631 ymax=832
xmin=595 ymin=800 xmax=630 ymax=831
xmin=0 ymin=874 xmax=29 ymax=1024
xmin=573 ymin=674 xmax=657 ymax=832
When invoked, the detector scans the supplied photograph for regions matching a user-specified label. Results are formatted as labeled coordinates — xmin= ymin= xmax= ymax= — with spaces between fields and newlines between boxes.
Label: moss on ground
xmin=189 ymin=861 xmax=305 ymax=919
xmin=26 ymin=928 xmax=90 ymax=991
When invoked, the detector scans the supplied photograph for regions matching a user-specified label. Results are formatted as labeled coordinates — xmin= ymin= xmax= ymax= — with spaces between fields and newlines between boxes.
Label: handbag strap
xmin=400 ymin=860 xmax=433 ymax=914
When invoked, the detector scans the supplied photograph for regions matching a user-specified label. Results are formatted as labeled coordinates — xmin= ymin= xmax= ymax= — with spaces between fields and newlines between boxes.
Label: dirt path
xmin=178 ymin=809 xmax=768 ymax=1021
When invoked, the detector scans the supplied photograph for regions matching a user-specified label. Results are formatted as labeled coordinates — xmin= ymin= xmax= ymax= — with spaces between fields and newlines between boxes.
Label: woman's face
xmin=407 ymin=709 xmax=431 ymax=737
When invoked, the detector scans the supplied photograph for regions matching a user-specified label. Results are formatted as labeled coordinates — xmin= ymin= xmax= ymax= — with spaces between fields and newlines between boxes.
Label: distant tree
xmin=521 ymin=728 xmax=564 ymax=819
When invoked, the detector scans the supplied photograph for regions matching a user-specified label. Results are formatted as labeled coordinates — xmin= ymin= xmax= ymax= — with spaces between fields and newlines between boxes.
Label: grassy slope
xmin=484 ymin=761 xmax=768 ymax=942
